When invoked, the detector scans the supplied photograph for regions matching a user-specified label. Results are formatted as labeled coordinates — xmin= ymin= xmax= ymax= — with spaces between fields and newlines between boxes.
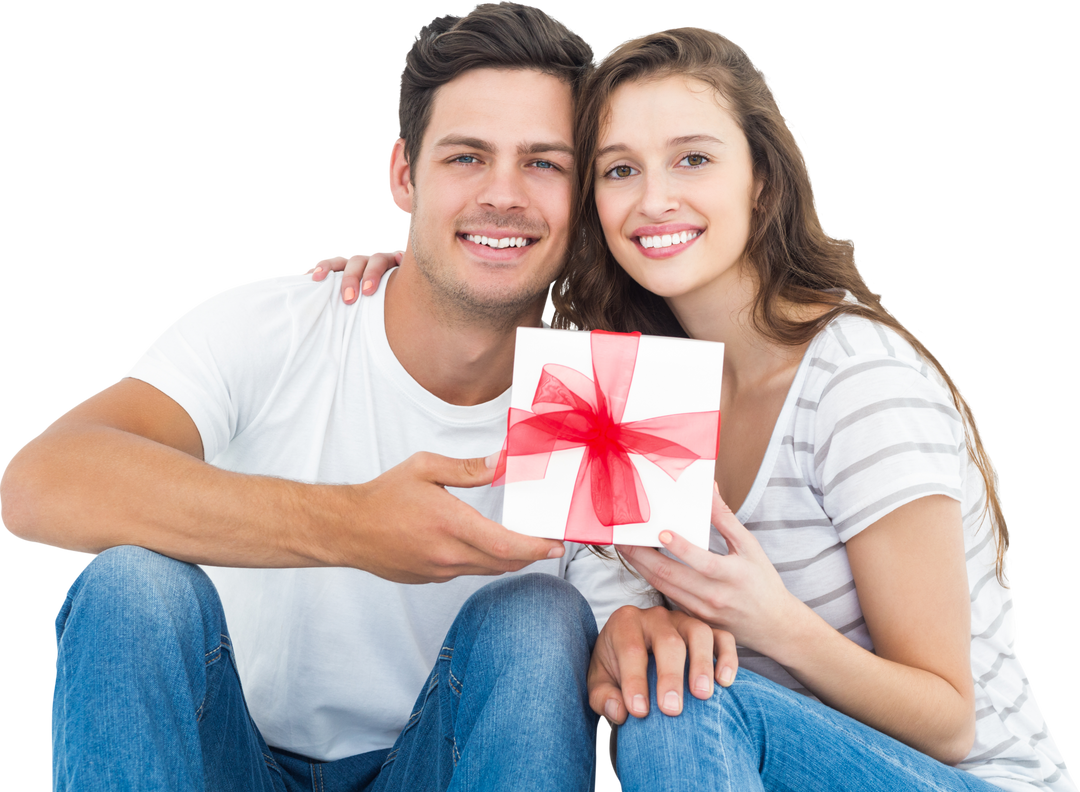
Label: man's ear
xmin=390 ymin=139 xmax=414 ymax=213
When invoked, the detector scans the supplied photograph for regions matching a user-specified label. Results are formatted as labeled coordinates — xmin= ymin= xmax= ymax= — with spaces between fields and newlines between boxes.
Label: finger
xmin=588 ymin=667 xmax=629 ymax=725
xmin=358 ymin=251 xmax=402 ymax=296
xmin=711 ymin=489 xmax=752 ymax=556
xmin=418 ymin=452 xmax=497 ymax=489
xmin=417 ymin=453 xmax=565 ymax=562
xmin=677 ymin=615 xmax=717 ymax=700
xmin=588 ymin=613 xmax=647 ymax=725
xmin=608 ymin=621 xmax=652 ymax=720
xmin=341 ymin=255 xmax=369 ymax=303
xmin=311 ymin=256 xmax=346 ymax=281
xmin=658 ymin=528 xmax=723 ymax=577
xmin=713 ymin=629 xmax=739 ymax=687
xmin=647 ymin=614 xmax=688 ymax=715
xmin=618 ymin=545 xmax=723 ymax=624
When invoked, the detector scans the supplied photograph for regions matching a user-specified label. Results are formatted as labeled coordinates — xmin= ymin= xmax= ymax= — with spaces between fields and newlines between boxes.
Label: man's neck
xmin=382 ymin=265 xmax=544 ymax=406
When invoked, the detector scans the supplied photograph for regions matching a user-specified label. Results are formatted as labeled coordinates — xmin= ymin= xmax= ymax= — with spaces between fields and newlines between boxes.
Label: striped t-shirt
xmin=725 ymin=314 xmax=1073 ymax=791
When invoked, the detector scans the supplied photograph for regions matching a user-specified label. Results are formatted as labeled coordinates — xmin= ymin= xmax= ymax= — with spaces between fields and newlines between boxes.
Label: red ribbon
xmin=494 ymin=330 xmax=721 ymax=544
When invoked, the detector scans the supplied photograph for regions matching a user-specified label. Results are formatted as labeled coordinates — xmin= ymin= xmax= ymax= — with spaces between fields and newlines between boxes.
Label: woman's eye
xmin=680 ymin=153 xmax=708 ymax=167
xmin=605 ymin=164 xmax=637 ymax=179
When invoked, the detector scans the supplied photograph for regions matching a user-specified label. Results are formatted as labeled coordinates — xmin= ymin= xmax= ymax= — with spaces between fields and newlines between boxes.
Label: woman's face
xmin=593 ymin=75 xmax=760 ymax=305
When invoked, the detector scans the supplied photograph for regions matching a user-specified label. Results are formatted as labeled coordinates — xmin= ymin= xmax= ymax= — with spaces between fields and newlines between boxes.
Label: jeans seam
xmin=195 ymin=634 xmax=231 ymax=723
xmin=381 ymin=672 xmax=439 ymax=771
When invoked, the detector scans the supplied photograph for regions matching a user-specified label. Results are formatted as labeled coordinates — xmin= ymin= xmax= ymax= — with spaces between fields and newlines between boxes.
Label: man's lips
xmin=457 ymin=232 xmax=540 ymax=262
xmin=459 ymin=232 xmax=537 ymax=250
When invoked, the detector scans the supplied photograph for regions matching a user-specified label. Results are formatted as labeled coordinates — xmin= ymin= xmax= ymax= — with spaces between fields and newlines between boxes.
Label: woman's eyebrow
xmin=597 ymin=134 xmax=726 ymax=160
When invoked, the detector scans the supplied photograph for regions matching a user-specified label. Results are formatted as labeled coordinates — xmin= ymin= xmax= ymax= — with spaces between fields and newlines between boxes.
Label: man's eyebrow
xmin=518 ymin=141 xmax=574 ymax=158
xmin=596 ymin=134 xmax=726 ymax=160
xmin=431 ymin=135 xmax=573 ymax=159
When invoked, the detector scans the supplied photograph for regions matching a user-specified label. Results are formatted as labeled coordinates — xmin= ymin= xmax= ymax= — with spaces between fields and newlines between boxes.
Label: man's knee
xmin=57 ymin=545 xmax=223 ymax=649
xmin=462 ymin=573 xmax=597 ymax=646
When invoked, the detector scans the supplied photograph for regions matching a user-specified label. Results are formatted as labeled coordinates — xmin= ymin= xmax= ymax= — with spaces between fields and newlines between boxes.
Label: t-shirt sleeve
xmin=127 ymin=278 xmax=299 ymax=462
xmin=812 ymin=355 xmax=966 ymax=542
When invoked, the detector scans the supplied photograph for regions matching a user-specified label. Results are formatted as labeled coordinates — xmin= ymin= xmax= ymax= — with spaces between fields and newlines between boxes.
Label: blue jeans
xmin=615 ymin=659 xmax=1001 ymax=792
xmin=53 ymin=546 xmax=599 ymax=791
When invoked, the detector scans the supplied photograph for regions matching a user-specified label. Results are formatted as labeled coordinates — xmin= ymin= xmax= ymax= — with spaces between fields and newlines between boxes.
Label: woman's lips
xmin=633 ymin=229 xmax=703 ymax=258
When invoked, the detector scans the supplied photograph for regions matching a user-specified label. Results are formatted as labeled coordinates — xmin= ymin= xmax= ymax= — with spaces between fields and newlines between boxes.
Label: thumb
xmin=711 ymin=488 xmax=749 ymax=554
xmin=424 ymin=452 xmax=498 ymax=489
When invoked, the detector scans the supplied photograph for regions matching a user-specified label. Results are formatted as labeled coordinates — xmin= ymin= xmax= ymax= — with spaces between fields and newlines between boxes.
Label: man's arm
xmin=2 ymin=377 xmax=563 ymax=580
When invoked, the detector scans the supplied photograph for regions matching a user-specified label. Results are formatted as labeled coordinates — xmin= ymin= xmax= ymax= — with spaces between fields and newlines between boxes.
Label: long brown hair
xmin=552 ymin=28 xmax=1009 ymax=580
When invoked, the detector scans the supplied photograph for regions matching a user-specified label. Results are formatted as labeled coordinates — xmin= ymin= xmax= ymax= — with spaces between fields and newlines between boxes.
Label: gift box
xmin=495 ymin=328 xmax=723 ymax=548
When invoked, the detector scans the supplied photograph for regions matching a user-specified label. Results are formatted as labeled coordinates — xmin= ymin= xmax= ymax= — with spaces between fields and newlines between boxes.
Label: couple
xmin=2 ymin=4 xmax=1071 ymax=792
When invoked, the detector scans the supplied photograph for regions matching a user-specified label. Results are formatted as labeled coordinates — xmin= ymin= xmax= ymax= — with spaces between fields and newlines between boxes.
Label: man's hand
xmin=310 ymin=252 xmax=402 ymax=303
xmin=588 ymin=605 xmax=738 ymax=725
xmin=337 ymin=451 xmax=565 ymax=583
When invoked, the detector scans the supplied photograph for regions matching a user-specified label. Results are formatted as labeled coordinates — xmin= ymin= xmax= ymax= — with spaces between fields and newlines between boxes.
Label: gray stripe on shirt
xmin=815 ymin=398 xmax=961 ymax=469
xmin=833 ymin=483 xmax=962 ymax=535
xmin=773 ymin=542 xmax=845 ymax=573
xmin=822 ymin=442 xmax=958 ymax=496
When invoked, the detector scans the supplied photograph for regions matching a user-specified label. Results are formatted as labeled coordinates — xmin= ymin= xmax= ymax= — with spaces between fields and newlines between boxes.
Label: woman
xmin=313 ymin=29 xmax=1072 ymax=792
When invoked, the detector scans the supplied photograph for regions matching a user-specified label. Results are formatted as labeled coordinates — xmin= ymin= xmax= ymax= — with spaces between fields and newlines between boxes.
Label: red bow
xmin=494 ymin=330 xmax=721 ymax=544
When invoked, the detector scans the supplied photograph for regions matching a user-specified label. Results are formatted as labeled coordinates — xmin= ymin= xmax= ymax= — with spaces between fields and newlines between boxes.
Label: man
xmin=2 ymin=5 xmax=655 ymax=790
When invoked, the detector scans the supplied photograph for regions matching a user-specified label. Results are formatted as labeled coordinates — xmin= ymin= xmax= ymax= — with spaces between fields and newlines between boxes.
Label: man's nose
xmin=477 ymin=164 xmax=529 ymax=213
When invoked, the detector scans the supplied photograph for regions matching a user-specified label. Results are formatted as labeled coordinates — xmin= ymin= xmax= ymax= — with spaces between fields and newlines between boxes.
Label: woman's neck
xmin=666 ymin=265 xmax=802 ymax=393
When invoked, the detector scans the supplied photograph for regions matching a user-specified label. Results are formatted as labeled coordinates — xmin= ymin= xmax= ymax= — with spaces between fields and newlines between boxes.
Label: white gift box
xmin=499 ymin=327 xmax=724 ymax=548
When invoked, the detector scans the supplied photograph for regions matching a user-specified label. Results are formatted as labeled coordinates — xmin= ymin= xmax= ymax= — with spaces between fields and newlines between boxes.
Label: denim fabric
xmin=53 ymin=546 xmax=599 ymax=792
xmin=615 ymin=659 xmax=1002 ymax=792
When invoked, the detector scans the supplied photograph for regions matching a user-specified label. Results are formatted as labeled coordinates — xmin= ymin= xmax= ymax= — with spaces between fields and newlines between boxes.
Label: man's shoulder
xmin=173 ymin=272 xmax=359 ymax=338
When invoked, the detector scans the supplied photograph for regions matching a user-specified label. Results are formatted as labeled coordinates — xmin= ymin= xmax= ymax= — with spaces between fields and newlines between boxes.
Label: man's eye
xmin=532 ymin=160 xmax=556 ymax=170
xmin=454 ymin=155 xmax=479 ymax=164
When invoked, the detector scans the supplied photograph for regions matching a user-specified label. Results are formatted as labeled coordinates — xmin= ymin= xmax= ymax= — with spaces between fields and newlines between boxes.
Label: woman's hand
xmin=309 ymin=252 xmax=403 ymax=303
xmin=618 ymin=490 xmax=807 ymax=657
xmin=589 ymin=605 xmax=738 ymax=725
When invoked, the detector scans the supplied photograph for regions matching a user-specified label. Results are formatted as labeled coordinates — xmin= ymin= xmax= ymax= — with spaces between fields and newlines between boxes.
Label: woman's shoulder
xmin=799 ymin=311 xmax=960 ymax=427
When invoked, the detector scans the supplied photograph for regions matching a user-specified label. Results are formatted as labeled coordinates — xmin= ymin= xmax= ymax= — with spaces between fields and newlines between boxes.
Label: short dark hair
xmin=399 ymin=3 xmax=592 ymax=172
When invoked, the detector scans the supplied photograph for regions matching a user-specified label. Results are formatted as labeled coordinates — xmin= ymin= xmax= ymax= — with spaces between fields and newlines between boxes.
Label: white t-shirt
xmin=731 ymin=314 xmax=1072 ymax=792
xmin=129 ymin=272 xmax=650 ymax=761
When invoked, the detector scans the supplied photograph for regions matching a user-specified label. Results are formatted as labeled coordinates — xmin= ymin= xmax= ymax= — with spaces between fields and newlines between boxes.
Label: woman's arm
xmin=620 ymin=491 xmax=976 ymax=765
xmin=785 ymin=494 xmax=974 ymax=763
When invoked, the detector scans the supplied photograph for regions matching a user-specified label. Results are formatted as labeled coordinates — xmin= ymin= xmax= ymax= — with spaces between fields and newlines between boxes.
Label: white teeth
xmin=464 ymin=234 xmax=531 ymax=249
xmin=638 ymin=231 xmax=700 ymax=249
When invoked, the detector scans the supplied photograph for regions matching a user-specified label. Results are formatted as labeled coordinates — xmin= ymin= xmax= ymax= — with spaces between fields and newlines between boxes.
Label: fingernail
xmin=604 ymin=699 xmax=619 ymax=721
xmin=713 ymin=481 xmax=720 ymax=493
xmin=719 ymin=666 xmax=733 ymax=686
xmin=362 ymin=279 xmax=374 ymax=294
xmin=313 ymin=266 xmax=323 ymax=274
xmin=484 ymin=452 xmax=500 ymax=469
xmin=546 ymin=545 xmax=564 ymax=559
xmin=695 ymin=675 xmax=711 ymax=694
xmin=659 ymin=530 xmax=673 ymax=544
xmin=632 ymin=695 xmax=647 ymax=715
xmin=344 ymin=287 xmax=356 ymax=302
xmin=663 ymin=691 xmax=680 ymax=712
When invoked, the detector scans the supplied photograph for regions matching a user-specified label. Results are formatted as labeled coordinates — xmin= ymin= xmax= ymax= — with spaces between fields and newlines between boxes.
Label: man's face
xmin=393 ymin=68 xmax=575 ymax=326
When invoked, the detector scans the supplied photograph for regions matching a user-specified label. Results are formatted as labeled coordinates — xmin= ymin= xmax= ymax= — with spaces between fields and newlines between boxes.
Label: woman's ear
xmin=390 ymin=138 xmax=414 ymax=213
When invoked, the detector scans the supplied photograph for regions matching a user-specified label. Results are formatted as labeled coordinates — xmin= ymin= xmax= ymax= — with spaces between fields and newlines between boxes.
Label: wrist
xmin=754 ymin=594 xmax=822 ymax=668
xmin=284 ymin=480 xmax=355 ymax=568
